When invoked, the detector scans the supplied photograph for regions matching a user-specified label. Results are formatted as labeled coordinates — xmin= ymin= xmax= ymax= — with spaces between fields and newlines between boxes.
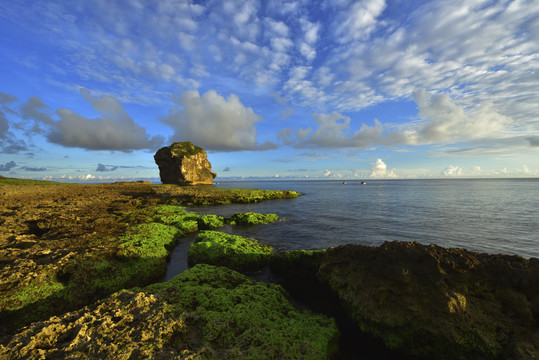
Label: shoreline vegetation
xmin=0 ymin=176 xmax=537 ymax=359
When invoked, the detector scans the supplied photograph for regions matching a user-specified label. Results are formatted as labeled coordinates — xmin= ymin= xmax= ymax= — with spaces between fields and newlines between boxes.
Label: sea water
xmin=188 ymin=178 xmax=539 ymax=258
xmin=166 ymin=178 xmax=538 ymax=280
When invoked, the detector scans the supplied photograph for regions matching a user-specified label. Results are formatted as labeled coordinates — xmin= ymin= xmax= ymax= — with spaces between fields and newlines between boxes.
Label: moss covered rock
xmin=188 ymin=231 xmax=273 ymax=272
xmin=0 ymin=265 xmax=339 ymax=360
xmin=318 ymin=242 xmax=539 ymax=359
xmin=198 ymin=214 xmax=225 ymax=230
xmin=227 ymin=212 xmax=280 ymax=225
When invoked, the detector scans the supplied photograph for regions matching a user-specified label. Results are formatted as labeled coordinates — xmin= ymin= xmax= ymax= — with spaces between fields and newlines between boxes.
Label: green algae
xmin=198 ymin=214 xmax=225 ymax=230
xmin=227 ymin=212 xmax=280 ymax=225
xmin=116 ymin=222 xmax=182 ymax=259
xmin=168 ymin=188 xmax=300 ymax=206
xmin=188 ymin=231 xmax=273 ymax=272
xmin=144 ymin=264 xmax=339 ymax=359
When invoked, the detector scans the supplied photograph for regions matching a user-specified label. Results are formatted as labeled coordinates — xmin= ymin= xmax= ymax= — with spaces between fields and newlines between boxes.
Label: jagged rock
xmin=0 ymin=264 xmax=339 ymax=360
xmin=154 ymin=141 xmax=217 ymax=185
xmin=271 ymin=242 xmax=539 ymax=360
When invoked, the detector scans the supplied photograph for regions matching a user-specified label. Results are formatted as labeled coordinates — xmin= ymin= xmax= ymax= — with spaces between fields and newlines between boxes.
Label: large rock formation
xmin=271 ymin=242 xmax=539 ymax=360
xmin=154 ymin=142 xmax=217 ymax=185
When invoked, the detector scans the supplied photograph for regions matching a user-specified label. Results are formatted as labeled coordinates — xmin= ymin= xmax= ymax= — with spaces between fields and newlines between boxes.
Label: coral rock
xmin=154 ymin=141 xmax=217 ymax=185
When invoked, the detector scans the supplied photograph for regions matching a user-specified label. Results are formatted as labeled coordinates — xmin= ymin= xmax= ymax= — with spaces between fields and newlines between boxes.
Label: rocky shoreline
xmin=1 ymin=178 xmax=538 ymax=359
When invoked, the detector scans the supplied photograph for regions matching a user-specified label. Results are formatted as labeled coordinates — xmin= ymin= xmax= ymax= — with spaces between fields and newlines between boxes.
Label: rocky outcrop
xmin=271 ymin=242 xmax=539 ymax=360
xmin=154 ymin=141 xmax=217 ymax=185
xmin=0 ymin=264 xmax=339 ymax=360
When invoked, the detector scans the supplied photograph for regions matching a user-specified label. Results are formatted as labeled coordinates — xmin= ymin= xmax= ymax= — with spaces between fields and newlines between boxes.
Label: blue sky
xmin=1 ymin=0 xmax=538 ymax=181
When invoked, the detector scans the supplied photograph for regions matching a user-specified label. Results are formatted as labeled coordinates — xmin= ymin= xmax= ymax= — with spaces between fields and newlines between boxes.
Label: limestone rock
xmin=154 ymin=141 xmax=217 ymax=185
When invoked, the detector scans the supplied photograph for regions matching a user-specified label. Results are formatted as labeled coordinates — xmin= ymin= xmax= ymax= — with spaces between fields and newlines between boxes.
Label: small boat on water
xmin=361 ymin=181 xmax=367 ymax=185
xmin=343 ymin=181 xmax=347 ymax=185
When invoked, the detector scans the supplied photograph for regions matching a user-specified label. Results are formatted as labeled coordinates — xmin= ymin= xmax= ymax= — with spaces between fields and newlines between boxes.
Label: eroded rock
xmin=0 ymin=264 xmax=339 ymax=360
xmin=154 ymin=141 xmax=217 ymax=185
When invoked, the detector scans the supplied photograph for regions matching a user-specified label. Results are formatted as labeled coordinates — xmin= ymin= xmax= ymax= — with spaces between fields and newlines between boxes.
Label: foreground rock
xmin=271 ymin=242 xmax=539 ymax=360
xmin=154 ymin=141 xmax=217 ymax=185
xmin=0 ymin=264 xmax=339 ymax=360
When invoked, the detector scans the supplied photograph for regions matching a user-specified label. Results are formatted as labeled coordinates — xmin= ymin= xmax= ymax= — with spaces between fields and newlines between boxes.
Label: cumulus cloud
xmin=370 ymin=159 xmax=397 ymax=178
xmin=33 ymin=89 xmax=164 ymax=152
xmin=323 ymin=169 xmax=342 ymax=179
xmin=0 ymin=161 xmax=17 ymax=171
xmin=279 ymin=111 xmax=415 ymax=149
xmin=413 ymin=89 xmax=511 ymax=142
xmin=280 ymin=89 xmax=512 ymax=150
xmin=160 ymin=89 xmax=276 ymax=151
xmin=441 ymin=165 xmax=463 ymax=177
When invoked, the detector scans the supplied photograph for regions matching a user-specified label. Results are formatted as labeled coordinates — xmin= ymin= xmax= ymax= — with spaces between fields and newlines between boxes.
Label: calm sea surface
xmin=186 ymin=179 xmax=539 ymax=259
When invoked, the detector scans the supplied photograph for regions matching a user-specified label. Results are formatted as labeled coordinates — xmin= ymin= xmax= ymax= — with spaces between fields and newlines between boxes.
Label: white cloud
xmin=323 ymin=169 xmax=342 ymax=178
xmin=28 ymin=90 xmax=164 ymax=151
xmin=441 ymin=165 xmax=463 ymax=177
xmin=281 ymin=89 xmax=514 ymax=150
xmin=413 ymin=89 xmax=511 ymax=142
xmin=266 ymin=18 xmax=289 ymax=37
xmin=178 ymin=32 xmax=196 ymax=51
xmin=271 ymin=37 xmax=293 ymax=52
xmin=160 ymin=89 xmax=276 ymax=151
xmin=370 ymin=158 xmax=397 ymax=178
xmin=334 ymin=0 xmax=386 ymax=43
xmin=300 ymin=18 xmax=319 ymax=45
xmin=299 ymin=42 xmax=316 ymax=61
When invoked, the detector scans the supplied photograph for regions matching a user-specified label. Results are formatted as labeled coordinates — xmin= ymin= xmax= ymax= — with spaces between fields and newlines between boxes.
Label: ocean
xmin=166 ymin=178 xmax=538 ymax=280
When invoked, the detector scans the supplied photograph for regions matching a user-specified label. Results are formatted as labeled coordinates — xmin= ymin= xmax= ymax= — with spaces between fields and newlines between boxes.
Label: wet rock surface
xmin=154 ymin=142 xmax=217 ymax=185
xmin=272 ymin=242 xmax=539 ymax=359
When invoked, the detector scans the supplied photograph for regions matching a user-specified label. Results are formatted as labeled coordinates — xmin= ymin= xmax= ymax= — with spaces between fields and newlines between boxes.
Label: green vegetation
xmin=116 ymin=222 xmax=181 ymax=259
xmin=169 ymin=141 xmax=205 ymax=157
xmin=227 ymin=212 xmax=280 ymax=225
xmin=144 ymin=264 xmax=339 ymax=359
xmin=0 ymin=203 xmax=290 ymax=332
xmin=159 ymin=187 xmax=301 ymax=206
xmin=0 ymin=176 xmax=63 ymax=186
xmin=198 ymin=214 xmax=225 ymax=230
xmin=188 ymin=231 xmax=273 ymax=272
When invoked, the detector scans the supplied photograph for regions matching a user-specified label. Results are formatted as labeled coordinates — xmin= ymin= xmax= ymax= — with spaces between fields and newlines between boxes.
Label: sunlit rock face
xmin=154 ymin=142 xmax=217 ymax=185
